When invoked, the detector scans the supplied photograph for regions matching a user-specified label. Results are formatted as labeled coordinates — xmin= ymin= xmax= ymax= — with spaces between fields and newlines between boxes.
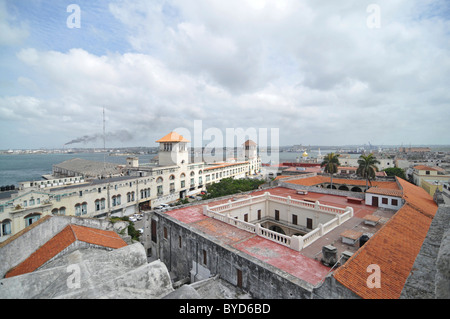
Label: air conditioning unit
xmin=321 ymin=245 xmax=337 ymax=267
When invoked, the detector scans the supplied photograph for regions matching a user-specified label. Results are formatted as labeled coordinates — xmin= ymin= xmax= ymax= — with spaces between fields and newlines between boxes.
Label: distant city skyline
xmin=1 ymin=0 xmax=449 ymax=149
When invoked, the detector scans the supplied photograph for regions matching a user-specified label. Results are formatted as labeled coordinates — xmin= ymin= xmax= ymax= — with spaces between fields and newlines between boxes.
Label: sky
xmin=0 ymin=0 xmax=449 ymax=150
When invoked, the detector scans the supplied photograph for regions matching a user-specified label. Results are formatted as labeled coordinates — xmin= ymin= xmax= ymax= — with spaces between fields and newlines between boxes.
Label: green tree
xmin=382 ymin=167 xmax=406 ymax=179
xmin=320 ymin=153 xmax=341 ymax=189
xmin=203 ymin=178 xmax=265 ymax=200
xmin=357 ymin=153 xmax=380 ymax=188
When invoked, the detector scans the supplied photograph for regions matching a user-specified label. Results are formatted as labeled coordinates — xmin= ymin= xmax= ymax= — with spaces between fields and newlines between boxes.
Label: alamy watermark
xmin=66 ymin=264 xmax=81 ymax=289
xmin=171 ymin=120 xmax=279 ymax=164
xmin=67 ymin=4 xmax=81 ymax=29
xmin=366 ymin=264 xmax=381 ymax=288
xmin=366 ymin=4 xmax=381 ymax=29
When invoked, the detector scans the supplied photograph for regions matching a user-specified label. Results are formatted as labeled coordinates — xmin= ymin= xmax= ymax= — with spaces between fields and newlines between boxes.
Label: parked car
xmin=129 ymin=216 xmax=137 ymax=222
xmin=138 ymin=228 xmax=144 ymax=234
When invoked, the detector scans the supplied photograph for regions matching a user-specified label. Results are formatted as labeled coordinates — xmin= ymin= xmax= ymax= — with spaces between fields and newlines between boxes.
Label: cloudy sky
xmin=0 ymin=0 xmax=449 ymax=149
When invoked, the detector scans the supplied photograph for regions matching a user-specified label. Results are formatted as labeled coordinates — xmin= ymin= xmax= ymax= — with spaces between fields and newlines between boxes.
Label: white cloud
xmin=1 ymin=0 xmax=449 ymax=148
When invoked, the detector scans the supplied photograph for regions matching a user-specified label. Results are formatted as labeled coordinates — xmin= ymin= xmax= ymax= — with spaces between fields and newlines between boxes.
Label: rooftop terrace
xmin=164 ymin=187 xmax=396 ymax=286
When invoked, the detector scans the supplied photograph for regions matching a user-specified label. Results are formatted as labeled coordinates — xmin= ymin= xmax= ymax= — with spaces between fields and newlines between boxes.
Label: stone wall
xmin=151 ymin=210 xmax=320 ymax=299
xmin=0 ymin=215 xmax=117 ymax=278
xmin=400 ymin=206 xmax=450 ymax=298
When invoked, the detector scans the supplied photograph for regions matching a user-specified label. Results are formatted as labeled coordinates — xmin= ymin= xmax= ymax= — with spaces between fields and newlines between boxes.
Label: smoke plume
xmin=64 ymin=130 xmax=133 ymax=146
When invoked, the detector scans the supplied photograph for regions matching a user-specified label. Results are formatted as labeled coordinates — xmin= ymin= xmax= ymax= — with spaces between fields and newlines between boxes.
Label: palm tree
xmin=321 ymin=153 xmax=341 ymax=189
xmin=357 ymin=153 xmax=380 ymax=189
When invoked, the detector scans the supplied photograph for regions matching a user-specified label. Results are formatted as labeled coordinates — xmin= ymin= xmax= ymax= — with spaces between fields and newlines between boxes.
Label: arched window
xmin=156 ymin=177 xmax=163 ymax=183
xmin=81 ymin=202 xmax=87 ymax=215
xmin=169 ymin=175 xmax=175 ymax=180
xmin=190 ymin=171 xmax=195 ymax=177
xmin=75 ymin=204 xmax=81 ymax=216
xmin=1 ymin=219 xmax=12 ymax=236
xmin=198 ymin=170 xmax=203 ymax=175
xmin=180 ymin=173 xmax=186 ymax=178
xmin=51 ymin=208 xmax=59 ymax=215
xmin=59 ymin=207 xmax=66 ymax=215
xmin=24 ymin=213 xmax=41 ymax=226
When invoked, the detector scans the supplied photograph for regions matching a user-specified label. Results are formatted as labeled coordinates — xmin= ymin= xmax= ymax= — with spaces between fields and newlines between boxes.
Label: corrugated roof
xmin=53 ymin=158 xmax=120 ymax=177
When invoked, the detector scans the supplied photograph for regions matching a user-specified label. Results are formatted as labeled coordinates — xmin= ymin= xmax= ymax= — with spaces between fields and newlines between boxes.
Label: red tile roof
xmin=156 ymin=131 xmax=190 ymax=143
xmin=333 ymin=177 xmax=438 ymax=299
xmin=366 ymin=187 xmax=403 ymax=197
xmin=285 ymin=175 xmax=400 ymax=190
xmin=5 ymin=225 xmax=127 ymax=278
xmin=413 ymin=165 xmax=438 ymax=171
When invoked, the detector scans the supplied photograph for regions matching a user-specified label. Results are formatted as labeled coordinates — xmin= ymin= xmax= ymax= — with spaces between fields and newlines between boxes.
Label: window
xmin=203 ymin=249 xmax=207 ymax=265
xmin=81 ymin=202 xmax=87 ymax=215
xmin=157 ymin=185 xmax=163 ymax=196
xmin=25 ymin=214 xmax=40 ymax=226
xmin=1 ymin=220 xmax=11 ymax=236
xmin=382 ymin=197 xmax=388 ymax=205
xmin=95 ymin=199 xmax=101 ymax=211
xmin=392 ymin=199 xmax=398 ymax=206
xmin=275 ymin=210 xmax=280 ymax=221
xmin=163 ymin=143 xmax=172 ymax=151
xmin=75 ymin=204 xmax=81 ymax=216
xmin=163 ymin=227 xmax=168 ymax=239
xmin=292 ymin=214 xmax=298 ymax=225
xmin=181 ymin=180 xmax=185 ymax=188
xmin=179 ymin=235 xmax=182 ymax=248
xmin=257 ymin=209 xmax=261 ymax=220
xmin=307 ymin=218 xmax=313 ymax=229
xmin=151 ymin=220 xmax=157 ymax=243
xmin=244 ymin=214 xmax=248 ymax=222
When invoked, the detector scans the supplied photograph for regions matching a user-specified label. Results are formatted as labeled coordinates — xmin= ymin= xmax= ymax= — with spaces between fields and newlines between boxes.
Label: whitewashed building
xmin=0 ymin=132 xmax=261 ymax=241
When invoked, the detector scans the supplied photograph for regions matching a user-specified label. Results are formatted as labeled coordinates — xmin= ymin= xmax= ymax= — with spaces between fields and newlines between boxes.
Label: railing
xmin=203 ymin=192 xmax=354 ymax=251
xmin=302 ymin=228 xmax=321 ymax=247
xmin=205 ymin=207 xmax=292 ymax=248
xmin=258 ymin=226 xmax=291 ymax=246
xmin=208 ymin=192 xmax=347 ymax=216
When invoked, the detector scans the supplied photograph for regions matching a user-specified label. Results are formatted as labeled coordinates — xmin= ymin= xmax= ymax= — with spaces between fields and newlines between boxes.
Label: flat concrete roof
xmin=164 ymin=187 xmax=396 ymax=286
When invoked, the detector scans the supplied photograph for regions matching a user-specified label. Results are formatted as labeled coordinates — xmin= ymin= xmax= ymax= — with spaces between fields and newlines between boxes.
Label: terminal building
xmin=0 ymin=132 xmax=261 ymax=241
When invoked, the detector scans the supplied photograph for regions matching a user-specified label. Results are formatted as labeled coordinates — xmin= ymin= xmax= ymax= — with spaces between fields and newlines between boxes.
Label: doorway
xmin=372 ymin=196 xmax=379 ymax=207
xmin=236 ymin=268 xmax=243 ymax=289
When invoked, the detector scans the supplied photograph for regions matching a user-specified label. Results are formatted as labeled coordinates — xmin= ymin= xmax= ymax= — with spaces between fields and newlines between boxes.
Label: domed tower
xmin=156 ymin=132 xmax=190 ymax=166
